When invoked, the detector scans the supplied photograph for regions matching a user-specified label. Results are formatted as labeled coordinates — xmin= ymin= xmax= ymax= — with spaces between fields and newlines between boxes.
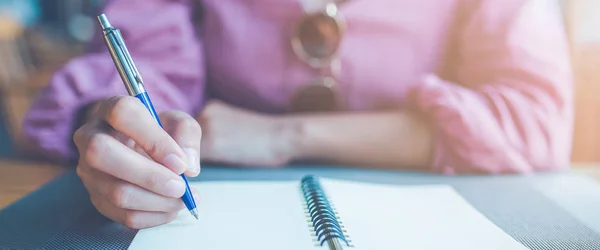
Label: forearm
xmin=281 ymin=111 xmax=434 ymax=170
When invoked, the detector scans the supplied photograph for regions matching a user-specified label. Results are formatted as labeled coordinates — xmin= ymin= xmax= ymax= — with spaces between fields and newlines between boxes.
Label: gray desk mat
xmin=2 ymin=165 xmax=600 ymax=249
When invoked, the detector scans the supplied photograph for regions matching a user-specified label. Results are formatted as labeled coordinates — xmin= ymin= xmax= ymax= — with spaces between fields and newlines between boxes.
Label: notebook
xmin=127 ymin=175 xmax=527 ymax=250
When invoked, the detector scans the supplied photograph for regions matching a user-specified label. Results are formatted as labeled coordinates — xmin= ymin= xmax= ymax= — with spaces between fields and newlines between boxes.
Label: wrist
xmin=272 ymin=115 xmax=306 ymax=163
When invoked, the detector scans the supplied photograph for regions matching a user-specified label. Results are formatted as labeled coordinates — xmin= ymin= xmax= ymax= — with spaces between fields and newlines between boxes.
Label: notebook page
xmin=320 ymin=178 xmax=527 ymax=250
xmin=128 ymin=181 xmax=318 ymax=250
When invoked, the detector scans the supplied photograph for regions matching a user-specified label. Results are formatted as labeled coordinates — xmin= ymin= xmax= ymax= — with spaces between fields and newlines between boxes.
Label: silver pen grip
xmin=98 ymin=15 xmax=145 ymax=95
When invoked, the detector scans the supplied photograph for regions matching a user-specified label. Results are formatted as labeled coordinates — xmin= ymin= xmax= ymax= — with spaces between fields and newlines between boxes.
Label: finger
xmin=74 ymin=110 xmax=145 ymax=157
xmin=159 ymin=111 xmax=202 ymax=177
xmin=78 ymin=127 xmax=187 ymax=198
xmin=85 ymin=167 xmax=186 ymax=213
xmin=95 ymin=96 xmax=189 ymax=175
xmin=73 ymin=119 xmax=112 ymax=152
xmin=77 ymin=160 xmax=101 ymax=197
xmin=91 ymin=196 xmax=178 ymax=229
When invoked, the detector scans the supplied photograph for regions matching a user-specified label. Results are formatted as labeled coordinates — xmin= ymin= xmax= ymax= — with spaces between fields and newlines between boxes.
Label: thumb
xmin=159 ymin=111 xmax=202 ymax=177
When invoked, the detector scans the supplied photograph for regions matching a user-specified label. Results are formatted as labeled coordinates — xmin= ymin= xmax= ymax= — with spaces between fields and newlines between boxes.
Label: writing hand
xmin=73 ymin=96 xmax=201 ymax=229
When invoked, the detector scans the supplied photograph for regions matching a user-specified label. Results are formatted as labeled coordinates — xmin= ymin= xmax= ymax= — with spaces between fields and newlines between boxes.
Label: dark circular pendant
xmin=289 ymin=78 xmax=342 ymax=113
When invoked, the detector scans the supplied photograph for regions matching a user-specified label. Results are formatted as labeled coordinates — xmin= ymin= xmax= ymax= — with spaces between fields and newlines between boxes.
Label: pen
xmin=97 ymin=14 xmax=199 ymax=220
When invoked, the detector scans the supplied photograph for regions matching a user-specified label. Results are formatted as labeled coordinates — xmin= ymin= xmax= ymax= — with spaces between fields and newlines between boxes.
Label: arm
xmin=284 ymin=112 xmax=432 ymax=171
xmin=284 ymin=0 xmax=573 ymax=174
xmin=22 ymin=0 xmax=205 ymax=164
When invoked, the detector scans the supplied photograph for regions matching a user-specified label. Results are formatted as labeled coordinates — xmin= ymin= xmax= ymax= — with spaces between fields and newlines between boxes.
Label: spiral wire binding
xmin=301 ymin=175 xmax=352 ymax=248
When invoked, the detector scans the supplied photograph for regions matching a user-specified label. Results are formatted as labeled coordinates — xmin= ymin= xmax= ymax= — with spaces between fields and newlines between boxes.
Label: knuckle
xmin=123 ymin=210 xmax=140 ymax=229
xmin=90 ymin=197 xmax=104 ymax=212
xmin=144 ymin=137 xmax=168 ymax=158
xmin=204 ymin=100 xmax=223 ymax=113
xmin=106 ymin=96 xmax=138 ymax=125
xmin=73 ymin=123 xmax=95 ymax=150
xmin=144 ymin=171 xmax=165 ymax=191
xmin=109 ymin=184 xmax=132 ymax=209
xmin=90 ymin=196 xmax=100 ymax=207
xmin=75 ymin=164 xmax=86 ymax=179
xmin=90 ymin=197 xmax=115 ymax=224
xmin=85 ymin=133 xmax=110 ymax=167
xmin=173 ymin=114 xmax=201 ymax=136
xmin=203 ymin=100 xmax=216 ymax=111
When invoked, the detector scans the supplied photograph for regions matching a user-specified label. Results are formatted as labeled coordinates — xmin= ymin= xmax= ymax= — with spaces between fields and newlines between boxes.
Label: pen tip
xmin=190 ymin=208 xmax=199 ymax=220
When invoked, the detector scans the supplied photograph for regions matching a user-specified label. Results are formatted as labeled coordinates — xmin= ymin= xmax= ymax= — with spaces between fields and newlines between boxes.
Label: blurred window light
xmin=571 ymin=0 xmax=600 ymax=43
xmin=68 ymin=14 xmax=95 ymax=42
xmin=0 ymin=0 xmax=40 ymax=27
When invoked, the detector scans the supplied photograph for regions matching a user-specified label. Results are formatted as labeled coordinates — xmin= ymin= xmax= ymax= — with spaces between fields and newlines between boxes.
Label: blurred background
xmin=0 ymin=0 xmax=105 ymax=157
xmin=0 ymin=0 xmax=599 ymax=166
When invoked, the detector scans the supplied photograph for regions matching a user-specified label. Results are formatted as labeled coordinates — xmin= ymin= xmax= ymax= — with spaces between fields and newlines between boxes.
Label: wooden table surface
xmin=0 ymin=158 xmax=68 ymax=209
xmin=1 ymin=158 xmax=600 ymax=210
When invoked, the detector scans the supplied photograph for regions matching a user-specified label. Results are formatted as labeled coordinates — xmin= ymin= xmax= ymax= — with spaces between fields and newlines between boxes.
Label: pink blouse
xmin=22 ymin=0 xmax=574 ymax=174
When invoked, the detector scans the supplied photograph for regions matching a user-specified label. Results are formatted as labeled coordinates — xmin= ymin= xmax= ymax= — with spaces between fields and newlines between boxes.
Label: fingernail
xmin=165 ymin=178 xmax=186 ymax=197
xmin=183 ymin=148 xmax=200 ymax=175
xmin=163 ymin=153 xmax=188 ymax=174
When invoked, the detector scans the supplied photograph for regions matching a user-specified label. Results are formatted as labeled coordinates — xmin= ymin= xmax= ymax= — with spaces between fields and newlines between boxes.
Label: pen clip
xmin=113 ymin=30 xmax=144 ymax=85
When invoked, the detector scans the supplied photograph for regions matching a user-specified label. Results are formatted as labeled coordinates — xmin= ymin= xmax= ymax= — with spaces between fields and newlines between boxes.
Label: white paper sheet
xmin=128 ymin=181 xmax=317 ymax=250
xmin=319 ymin=178 xmax=528 ymax=250
xmin=128 ymin=178 xmax=527 ymax=250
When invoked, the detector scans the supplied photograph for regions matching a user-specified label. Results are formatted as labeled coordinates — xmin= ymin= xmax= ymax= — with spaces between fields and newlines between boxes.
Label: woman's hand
xmin=73 ymin=96 xmax=202 ymax=229
xmin=198 ymin=101 xmax=299 ymax=167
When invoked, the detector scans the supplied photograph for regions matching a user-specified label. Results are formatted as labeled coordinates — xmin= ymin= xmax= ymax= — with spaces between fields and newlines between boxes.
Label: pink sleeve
xmin=406 ymin=0 xmax=573 ymax=174
xmin=22 ymin=0 xmax=205 ymax=164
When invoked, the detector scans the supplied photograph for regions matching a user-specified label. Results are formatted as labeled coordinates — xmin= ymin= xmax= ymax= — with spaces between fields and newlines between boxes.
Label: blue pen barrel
xmin=179 ymin=174 xmax=196 ymax=210
xmin=135 ymin=92 xmax=197 ymax=210
xmin=135 ymin=92 xmax=163 ymax=127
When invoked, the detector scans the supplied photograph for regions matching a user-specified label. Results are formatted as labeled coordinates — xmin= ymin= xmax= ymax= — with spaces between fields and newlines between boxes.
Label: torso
xmin=198 ymin=0 xmax=461 ymax=113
